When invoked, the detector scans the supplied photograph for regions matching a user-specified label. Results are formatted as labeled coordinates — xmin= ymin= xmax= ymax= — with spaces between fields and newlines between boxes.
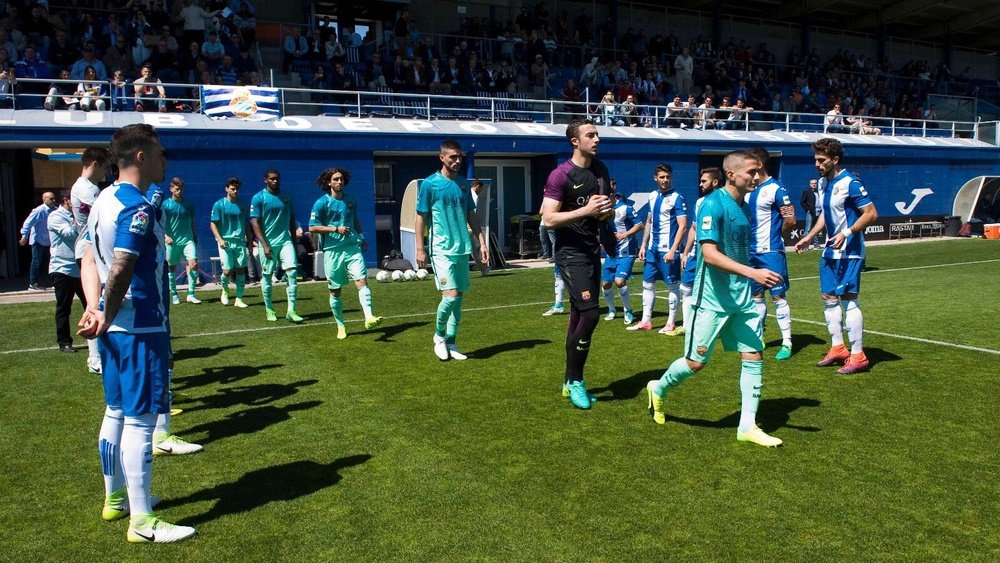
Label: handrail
xmin=5 ymin=77 xmax=991 ymax=143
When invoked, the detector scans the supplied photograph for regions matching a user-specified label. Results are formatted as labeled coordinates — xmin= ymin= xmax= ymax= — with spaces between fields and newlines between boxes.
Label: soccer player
xmin=795 ymin=137 xmax=879 ymax=374
xmin=71 ymin=146 xmax=111 ymax=374
xmin=78 ymin=123 xmax=196 ymax=542
xmin=679 ymin=167 xmax=721 ymax=328
xmin=415 ymin=140 xmax=488 ymax=361
xmin=250 ymin=168 xmax=303 ymax=323
xmin=209 ymin=177 xmax=251 ymax=308
xmin=309 ymin=167 xmax=382 ymax=339
xmin=628 ymin=163 xmax=688 ymax=335
xmin=745 ymin=147 xmax=797 ymax=360
xmin=161 ymin=177 xmax=201 ymax=305
xmin=540 ymin=119 xmax=616 ymax=409
xmin=601 ymin=187 xmax=642 ymax=324
xmin=645 ymin=150 xmax=784 ymax=448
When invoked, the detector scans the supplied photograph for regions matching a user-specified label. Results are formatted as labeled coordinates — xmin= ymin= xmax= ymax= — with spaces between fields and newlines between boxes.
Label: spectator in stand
xmin=216 ymin=55 xmax=238 ymax=85
xmin=127 ymin=10 xmax=154 ymax=67
xmin=233 ymin=2 xmax=256 ymax=46
xmin=387 ymin=53 xmax=407 ymax=91
xmin=530 ymin=53 xmax=549 ymax=97
xmin=343 ymin=26 xmax=362 ymax=49
xmin=109 ymin=69 xmax=129 ymax=111
xmin=282 ymin=26 xmax=307 ymax=74
xmin=0 ymin=62 xmax=16 ymax=108
xmin=104 ymin=34 xmax=134 ymax=78
xmin=696 ymin=96 xmax=717 ymax=129
xmin=201 ymin=30 xmax=225 ymax=69
xmin=15 ymin=45 xmax=51 ymax=102
xmin=76 ymin=65 xmax=107 ymax=111
xmin=21 ymin=3 xmax=53 ymax=53
xmin=178 ymin=40 xmax=205 ymax=83
xmin=148 ymin=38 xmax=180 ymax=80
xmin=162 ymin=26 xmax=180 ymax=53
xmin=329 ymin=61 xmax=354 ymax=92
xmin=0 ymin=16 xmax=25 ymax=56
xmin=181 ymin=0 xmax=220 ymax=48
xmin=45 ymin=69 xmax=79 ymax=111
xmin=418 ymin=37 xmax=440 ymax=66
xmin=19 ymin=191 xmax=56 ymax=291
xmin=0 ymin=27 xmax=16 ymax=62
xmin=674 ymin=47 xmax=693 ymax=96
xmin=621 ymin=94 xmax=640 ymax=127
xmin=561 ymin=77 xmax=582 ymax=118
xmin=427 ymin=57 xmax=447 ymax=94
xmin=70 ymin=44 xmax=108 ymax=82
xmin=133 ymin=63 xmax=167 ymax=112
xmin=825 ymin=103 xmax=846 ymax=133
xmin=324 ymin=29 xmax=345 ymax=63
xmin=306 ymin=27 xmax=325 ymax=65
xmin=233 ymin=45 xmax=255 ymax=78
xmin=599 ymin=90 xmax=622 ymax=126
xmin=665 ymin=95 xmax=688 ymax=128
xmin=48 ymin=31 xmax=76 ymax=74
xmin=407 ymin=57 xmax=427 ymax=92
xmin=444 ymin=56 xmax=461 ymax=92
xmin=726 ymin=98 xmax=753 ymax=129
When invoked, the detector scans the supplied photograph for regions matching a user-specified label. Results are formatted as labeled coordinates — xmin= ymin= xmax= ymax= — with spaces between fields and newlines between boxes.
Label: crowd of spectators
xmin=0 ymin=0 xmax=995 ymax=128
xmin=2 ymin=0 xmax=259 ymax=112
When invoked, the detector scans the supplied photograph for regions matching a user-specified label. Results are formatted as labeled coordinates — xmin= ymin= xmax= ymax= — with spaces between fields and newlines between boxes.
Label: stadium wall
xmin=3 ymin=112 xmax=998 ymax=274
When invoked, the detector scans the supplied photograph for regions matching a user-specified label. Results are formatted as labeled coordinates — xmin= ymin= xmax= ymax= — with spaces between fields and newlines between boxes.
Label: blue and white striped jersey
xmin=820 ymin=169 xmax=873 ymax=260
xmin=610 ymin=199 xmax=638 ymax=256
xmin=645 ymin=189 xmax=687 ymax=252
xmin=745 ymin=177 xmax=792 ymax=254
xmin=88 ymin=182 xmax=168 ymax=334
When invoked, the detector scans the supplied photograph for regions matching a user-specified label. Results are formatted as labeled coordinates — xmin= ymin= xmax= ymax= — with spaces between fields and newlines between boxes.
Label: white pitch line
xmin=3 ymin=259 xmax=998 ymax=356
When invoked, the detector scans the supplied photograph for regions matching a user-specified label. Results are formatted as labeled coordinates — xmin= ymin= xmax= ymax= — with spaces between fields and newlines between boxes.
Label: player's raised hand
xmin=751 ymin=268 xmax=782 ymax=288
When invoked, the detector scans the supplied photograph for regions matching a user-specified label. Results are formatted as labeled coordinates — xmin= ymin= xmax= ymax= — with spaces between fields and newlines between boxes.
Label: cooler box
xmin=985 ymin=224 xmax=1000 ymax=239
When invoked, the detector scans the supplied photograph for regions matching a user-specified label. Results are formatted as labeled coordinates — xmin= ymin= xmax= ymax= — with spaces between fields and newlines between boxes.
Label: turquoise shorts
xmin=684 ymin=307 xmax=763 ymax=363
xmin=218 ymin=239 xmax=248 ymax=270
xmin=166 ymin=239 xmax=197 ymax=265
xmin=325 ymin=247 xmax=367 ymax=290
xmin=431 ymin=254 xmax=470 ymax=292
xmin=256 ymin=240 xmax=297 ymax=275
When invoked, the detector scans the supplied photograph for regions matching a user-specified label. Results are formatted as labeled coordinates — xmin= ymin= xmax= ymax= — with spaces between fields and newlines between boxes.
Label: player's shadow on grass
xmin=669 ymin=397 xmax=822 ymax=433
xmin=169 ymin=344 xmax=244 ymax=362
xmin=589 ymin=369 xmax=661 ymax=402
xmin=171 ymin=363 xmax=285 ymax=391
xmin=369 ymin=321 xmax=428 ymax=342
xmin=178 ymin=379 xmax=319 ymax=412
xmin=161 ymin=454 xmax=372 ymax=526
xmin=766 ymin=334 xmax=825 ymax=354
xmin=864 ymin=347 xmax=902 ymax=369
xmin=468 ymin=339 xmax=551 ymax=359
xmin=181 ymin=400 xmax=323 ymax=446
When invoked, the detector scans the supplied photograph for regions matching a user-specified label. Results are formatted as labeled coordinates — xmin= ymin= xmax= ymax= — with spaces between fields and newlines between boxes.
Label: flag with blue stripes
xmin=201 ymin=85 xmax=281 ymax=121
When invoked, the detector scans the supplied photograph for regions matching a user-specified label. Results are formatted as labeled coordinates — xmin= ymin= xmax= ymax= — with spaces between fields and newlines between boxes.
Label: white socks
xmin=602 ymin=287 xmax=616 ymax=314
xmin=618 ymin=285 xmax=632 ymax=313
xmin=121 ymin=413 xmax=157 ymax=516
xmin=824 ymin=299 xmax=844 ymax=346
xmin=666 ymin=283 xmax=679 ymax=326
xmin=98 ymin=407 xmax=124 ymax=496
xmin=843 ymin=299 xmax=864 ymax=354
xmin=774 ymin=297 xmax=792 ymax=347
xmin=753 ymin=297 xmax=767 ymax=338
xmin=641 ymin=281 xmax=655 ymax=323
xmin=554 ymin=272 xmax=565 ymax=304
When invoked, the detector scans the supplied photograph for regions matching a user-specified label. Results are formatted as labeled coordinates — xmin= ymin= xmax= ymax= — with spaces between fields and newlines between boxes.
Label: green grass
xmin=1 ymin=238 xmax=998 ymax=560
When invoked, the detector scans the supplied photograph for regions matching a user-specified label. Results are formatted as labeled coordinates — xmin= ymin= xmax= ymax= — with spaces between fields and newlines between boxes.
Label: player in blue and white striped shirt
xmin=745 ymin=147 xmax=797 ymax=360
xmin=795 ymin=138 xmax=879 ymax=375
xmin=601 ymin=183 xmax=643 ymax=323
xmin=628 ymin=163 xmax=688 ymax=335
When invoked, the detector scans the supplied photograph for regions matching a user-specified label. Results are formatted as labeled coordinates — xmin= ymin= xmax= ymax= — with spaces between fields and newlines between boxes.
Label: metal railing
xmin=5 ymin=77 xmax=992 ymax=143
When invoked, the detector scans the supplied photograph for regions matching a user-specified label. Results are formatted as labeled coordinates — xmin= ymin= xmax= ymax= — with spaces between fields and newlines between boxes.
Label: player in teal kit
xmin=210 ymin=177 xmax=251 ymax=308
xmin=161 ymin=177 xmax=200 ymax=305
xmin=309 ymin=167 xmax=382 ymax=339
xmin=250 ymin=168 xmax=302 ymax=323
xmin=645 ymin=150 xmax=785 ymax=447
xmin=415 ymin=140 xmax=488 ymax=361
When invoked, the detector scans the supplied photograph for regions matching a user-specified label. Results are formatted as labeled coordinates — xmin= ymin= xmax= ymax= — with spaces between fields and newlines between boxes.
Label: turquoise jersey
xmin=693 ymin=188 xmax=754 ymax=314
xmin=309 ymin=193 xmax=360 ymax=251
xmin=210 ymin=197 xmax=248 ymax=242
xmin=249 ymin=188 xmax=294 ymax=247
xmin=161 ymin=197 xmax=196 ymax=243
xmin=416 ymin=172 xmax=474 ymax=257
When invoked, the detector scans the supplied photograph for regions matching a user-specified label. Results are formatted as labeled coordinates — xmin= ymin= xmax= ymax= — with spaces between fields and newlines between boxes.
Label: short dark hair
xmin=264 ymin=168 xmax=280 ymax=179
xmin=170 ymin=177 xmax=185 ymax=188
xmin=226 ymin=177 xmax=241 ymax=188
xmin=700 ymin=167 xmax=722 ymax=188
xmin=315 ymin=167 xmax=351 ymax=191
xmin=722 ymin=150 xmax=754 ymax=176
xmin=110 ymin=124 xmax=159 ymax=168
xmin=812 ymin=137 xmax=844 ymax=161
xmin=81 ymin=146 xmax=110 ymax=167
xmin=565 ymin=118 xmax=594 ymax=141
xmin=654 ymin=163 xmax=673 ymax=176
xmin=440 ymin=139 xmax=462 ymax=153
xmin=747 ymin=146 xmax=769 ymax=167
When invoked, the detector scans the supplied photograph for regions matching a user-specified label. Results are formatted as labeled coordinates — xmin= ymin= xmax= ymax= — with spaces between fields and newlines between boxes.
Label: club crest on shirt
xmin=129 ymin=210 xmax=149 ymax=234
xmin=581 ymin=290 xmax=592 ymax=301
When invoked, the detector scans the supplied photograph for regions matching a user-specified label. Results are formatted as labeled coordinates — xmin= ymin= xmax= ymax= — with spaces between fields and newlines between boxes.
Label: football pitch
xmin=1 ymin=238 xmax=998 ymax=560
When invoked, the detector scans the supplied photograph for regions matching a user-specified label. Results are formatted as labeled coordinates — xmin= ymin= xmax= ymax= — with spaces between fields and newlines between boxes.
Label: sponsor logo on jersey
xmin=701 ymin=216 xmax=712 ymax=230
